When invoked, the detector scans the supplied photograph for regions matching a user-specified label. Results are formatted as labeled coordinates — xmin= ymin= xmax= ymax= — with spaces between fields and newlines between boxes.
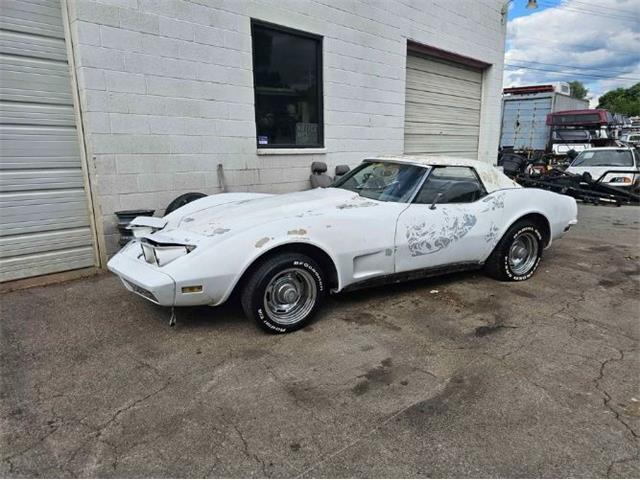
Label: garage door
xmin=0 ymin=0 xmax=95 ymax=282
xmin=404 ymin=53 xmax=483 ymax=159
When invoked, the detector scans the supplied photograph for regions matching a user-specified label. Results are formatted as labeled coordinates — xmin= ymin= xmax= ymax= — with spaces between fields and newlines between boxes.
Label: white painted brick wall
xmin=66 ymin=0 xmax=506 ymax=255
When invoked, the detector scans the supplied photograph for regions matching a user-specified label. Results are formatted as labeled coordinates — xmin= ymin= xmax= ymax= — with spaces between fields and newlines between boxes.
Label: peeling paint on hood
xmin=164 ymin=188 xmax=370 ymax=238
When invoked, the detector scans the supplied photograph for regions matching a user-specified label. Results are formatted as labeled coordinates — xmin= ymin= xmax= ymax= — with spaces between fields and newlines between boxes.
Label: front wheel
xmin=485 ymin=221 xmax=544 ymax=281
xmin=241 ymin=253 xmax=326 ymax=333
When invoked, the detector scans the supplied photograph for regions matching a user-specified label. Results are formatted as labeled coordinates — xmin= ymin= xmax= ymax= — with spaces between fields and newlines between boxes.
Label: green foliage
xmin=597 ymin=83 xmax=640 ymax=116
xmin=568 ymin=81 xmax=588 ymax=100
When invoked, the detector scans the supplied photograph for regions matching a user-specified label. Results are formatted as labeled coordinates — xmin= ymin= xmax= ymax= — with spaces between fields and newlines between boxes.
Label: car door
xmin=327 ymin=160 xmax=428 ymax=286
xmin=394 ymin=166 xmax=502 ymax=273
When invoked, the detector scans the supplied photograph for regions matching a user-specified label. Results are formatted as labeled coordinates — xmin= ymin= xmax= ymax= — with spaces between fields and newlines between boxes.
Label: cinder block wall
xmin=65 ymin=0 xmax=506 ymax=255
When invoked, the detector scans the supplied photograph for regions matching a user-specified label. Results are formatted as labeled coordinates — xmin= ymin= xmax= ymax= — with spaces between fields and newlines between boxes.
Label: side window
xmin=414 ymin=167 xmax=486 ymax=204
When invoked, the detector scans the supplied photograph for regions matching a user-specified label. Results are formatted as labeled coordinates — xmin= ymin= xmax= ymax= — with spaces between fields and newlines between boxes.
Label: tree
xmin=568 ymin=81 xmax=588 ymax=100
xmin=597 ymin=83 xmax=640 ymax=116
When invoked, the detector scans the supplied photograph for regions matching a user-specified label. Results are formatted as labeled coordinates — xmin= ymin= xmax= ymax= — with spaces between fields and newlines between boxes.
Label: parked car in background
xmin=108 ymin=156 xmax=578 ymax=333
xmin=620 ymin=132 xmax=640 ymax=147
xmin=565 ymin=147 xmax=640 ymax=190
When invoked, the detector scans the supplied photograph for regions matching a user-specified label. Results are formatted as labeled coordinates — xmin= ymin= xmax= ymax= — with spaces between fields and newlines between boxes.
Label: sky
xmin=505 ymin=0 xmax=640 ymax=107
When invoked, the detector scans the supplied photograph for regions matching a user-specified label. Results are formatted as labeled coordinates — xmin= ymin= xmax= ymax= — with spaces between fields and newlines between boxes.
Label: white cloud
xmin=504 ymin=0 xmax=640 ymax=107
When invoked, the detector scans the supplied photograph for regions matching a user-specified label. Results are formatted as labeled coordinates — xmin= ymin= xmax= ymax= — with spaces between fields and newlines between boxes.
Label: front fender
xmin=162 ymin=226 xmax=343 ymax=306
xmin=221 ymin=236 xmax=343 ymax=305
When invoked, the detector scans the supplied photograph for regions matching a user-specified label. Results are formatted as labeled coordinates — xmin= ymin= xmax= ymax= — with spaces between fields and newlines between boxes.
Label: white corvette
xmin=108 ymin=156 xmax=578 ymax=333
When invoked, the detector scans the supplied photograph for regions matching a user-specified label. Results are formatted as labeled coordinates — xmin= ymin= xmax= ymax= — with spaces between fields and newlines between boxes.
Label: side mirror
xmin=429 ymin=192 xmax=444 ymax=210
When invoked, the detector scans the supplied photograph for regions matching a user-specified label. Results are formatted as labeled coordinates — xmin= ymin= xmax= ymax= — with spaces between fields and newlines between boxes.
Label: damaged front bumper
xmin=107 ymin=242 xmax=176 ymax=306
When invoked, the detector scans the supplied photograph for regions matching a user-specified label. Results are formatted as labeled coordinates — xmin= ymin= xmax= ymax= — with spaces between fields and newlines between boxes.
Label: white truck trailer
xmin=500 ymin=83 xmax=589 ymax=156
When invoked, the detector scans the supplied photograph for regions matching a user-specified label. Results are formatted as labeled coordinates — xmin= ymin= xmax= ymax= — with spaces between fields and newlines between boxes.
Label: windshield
xmin=571 ymin=150 xmax=633 ymax=167
xmin=332 ymin=161 xmax=426 ymax=202
xmin=553 ymin=129 xmax=591 ymax=141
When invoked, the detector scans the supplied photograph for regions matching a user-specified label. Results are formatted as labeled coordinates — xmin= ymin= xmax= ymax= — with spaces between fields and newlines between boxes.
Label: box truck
xmin=500 ymin=83 xmax=589 ymax=156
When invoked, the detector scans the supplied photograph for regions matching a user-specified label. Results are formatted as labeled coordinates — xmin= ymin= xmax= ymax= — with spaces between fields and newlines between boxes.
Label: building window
xmin=251 ymin=20 xmax=323 ymax=148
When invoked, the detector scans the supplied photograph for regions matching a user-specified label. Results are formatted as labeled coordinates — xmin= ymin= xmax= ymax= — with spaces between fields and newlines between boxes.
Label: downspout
xmin=60 ymin=0 xmax=107 ymax=268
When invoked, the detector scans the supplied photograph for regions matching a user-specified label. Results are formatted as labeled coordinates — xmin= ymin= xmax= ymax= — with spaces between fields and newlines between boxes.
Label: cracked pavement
xmin=1 ymin=204 xmax=638 ymax=477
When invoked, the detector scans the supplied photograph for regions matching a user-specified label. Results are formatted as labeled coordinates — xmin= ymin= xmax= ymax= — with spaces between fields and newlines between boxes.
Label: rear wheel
xmin=485 ymin=221 xmax=543 ymax=281
xmin=241 ymin=253 xmax=325 ymax=333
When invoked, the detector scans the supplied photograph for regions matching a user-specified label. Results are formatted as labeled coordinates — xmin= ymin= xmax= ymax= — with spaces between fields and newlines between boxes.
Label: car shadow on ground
xmin=330 ymin=269 xmax=481 ymax=306
xmin=155 ymin=269 xmax=487 ymax=333
xmin=139 ymin=297 xmax=247 ymax=331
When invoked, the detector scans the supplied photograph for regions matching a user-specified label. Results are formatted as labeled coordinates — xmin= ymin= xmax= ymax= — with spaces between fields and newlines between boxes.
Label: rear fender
xmin=491 ymin=189 xmax=576 ymax=251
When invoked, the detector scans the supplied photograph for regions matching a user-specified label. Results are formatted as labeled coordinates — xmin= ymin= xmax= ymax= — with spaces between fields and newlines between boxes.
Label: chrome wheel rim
xmin=263 ymin=268 xmax=317 ymax=325
xmin=508 ymin=231 xmax=539 ymax=275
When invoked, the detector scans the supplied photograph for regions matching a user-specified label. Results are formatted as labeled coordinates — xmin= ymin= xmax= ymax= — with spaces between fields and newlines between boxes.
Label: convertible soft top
xmin=371 ymin=155 xmax=521 ymax=193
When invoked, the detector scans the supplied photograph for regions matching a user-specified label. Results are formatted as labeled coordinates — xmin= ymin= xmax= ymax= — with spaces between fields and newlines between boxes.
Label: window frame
xmin=411 ymin=165 xmax=487 ymax=205
xmin=250 ymin=19 xmax=324 ymax=149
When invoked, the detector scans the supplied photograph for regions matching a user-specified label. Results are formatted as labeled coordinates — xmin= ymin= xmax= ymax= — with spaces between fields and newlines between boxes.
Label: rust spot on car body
xmin=294 ymin=210 xmax=322 ymax=218
xmin=287 ymin=229 xmax=307 ymax=236
xmin=336 ymin=201 xmax=378 ymax=210
xmin=255 ymin=237 xmax=270 ymax=248
xmin=211 ymin=228 xmax=230 ymax=235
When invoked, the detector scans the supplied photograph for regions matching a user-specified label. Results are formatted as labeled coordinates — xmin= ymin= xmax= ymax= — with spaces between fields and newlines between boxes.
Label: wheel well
xmin=515 ymin=213 xmax=551 ymax=246
xmin=232 ymin=243 xmax=339 ymax=298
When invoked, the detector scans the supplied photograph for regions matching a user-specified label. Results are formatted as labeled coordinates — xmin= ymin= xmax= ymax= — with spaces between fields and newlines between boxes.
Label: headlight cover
xmin=131 ymin=225 xmax=155 ymax=238
xmin=141 ymin=242 xmax=156 ymax=264
xmin=140 ymin=242 xmax=194 ymax=267
xmin=154 ymin=245 xmax=189 ymax=267
xmin=127 ymin=216 xmax=167 ymax=238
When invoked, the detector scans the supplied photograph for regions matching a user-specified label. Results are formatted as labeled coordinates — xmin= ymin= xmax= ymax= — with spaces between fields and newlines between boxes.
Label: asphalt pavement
xmin=1 ymin=204 xmax=638 ymax=477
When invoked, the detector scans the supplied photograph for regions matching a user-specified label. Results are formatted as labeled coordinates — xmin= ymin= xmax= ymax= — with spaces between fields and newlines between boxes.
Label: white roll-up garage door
xmin=404 ymin=52 xmax=483 ymax=159
xmin=0 ymin=0 xmax=95 ymax=282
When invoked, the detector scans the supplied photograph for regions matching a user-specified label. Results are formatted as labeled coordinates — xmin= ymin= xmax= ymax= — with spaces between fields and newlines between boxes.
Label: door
xmin=395 ymin=166 xmax=501 ymax=273
xmin=329 ymin=160 xmax=427 ymax=286
xmin=0 ymin=0 xmax=96 ymax=282
xmin=404 ymin=53 xmax=483 ymax=159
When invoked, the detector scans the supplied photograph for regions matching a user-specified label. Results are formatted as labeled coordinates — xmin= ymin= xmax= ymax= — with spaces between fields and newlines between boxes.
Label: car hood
xmin=159 ymin=188 xmax=375 ymax=240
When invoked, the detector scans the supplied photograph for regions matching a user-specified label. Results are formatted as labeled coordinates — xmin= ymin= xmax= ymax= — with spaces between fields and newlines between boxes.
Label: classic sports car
xmin=108 ymin=156 xmax=578 ymax=333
